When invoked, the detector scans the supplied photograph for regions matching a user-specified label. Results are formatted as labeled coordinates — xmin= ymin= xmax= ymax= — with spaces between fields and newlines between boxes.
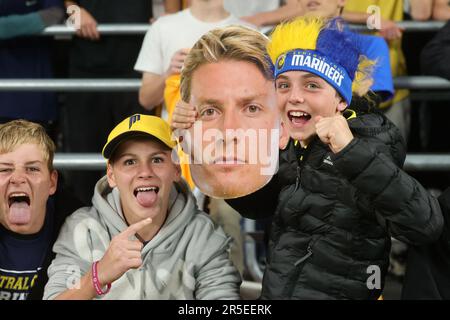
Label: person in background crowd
xmin=402 ymin=186 xmax=450 ymax=299
xmin=0 ymin=0 xmax=64 ymax=140
xmin=421 ymin=20 xmax=450 ymax=80
xmin=63 ymin=0 xmax=153 ymax=206
xmin=431 ymin=0 xmax=450 ymax=21
xmin=342 ymin=0 xmax=434 ymax=142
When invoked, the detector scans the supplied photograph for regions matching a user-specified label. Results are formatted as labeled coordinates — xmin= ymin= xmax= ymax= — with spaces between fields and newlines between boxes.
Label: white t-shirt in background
xmin=135 ymin=9 xmax=249 ymax=76
xmin=224 ymin=0 xmax=280 ymax=17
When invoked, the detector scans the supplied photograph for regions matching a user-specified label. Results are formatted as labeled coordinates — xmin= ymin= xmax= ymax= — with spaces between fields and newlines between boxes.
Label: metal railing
xmin=0 ymin=79 xmax=141 ymax=92
xmin=54 ymin=153 xmax=106 ymax=170
xmin=52 ymin=153 xmax=450 ymax=171
xmin=43 ymin=24 xmax=151 ymax=36
xmin=1 ymin=76 xmax=450 ymax=91
xmin=39 ymin=21 xmax=446 ymax=36
xmin=243 ymin=219 xmax=265 ymax=282
xmin=349 ymin=20 xmax=445 ymax=33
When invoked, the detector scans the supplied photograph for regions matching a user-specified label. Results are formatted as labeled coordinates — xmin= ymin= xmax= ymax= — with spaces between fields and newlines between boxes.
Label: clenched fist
xmin=315 ymin=115 xmax=354 ymax=154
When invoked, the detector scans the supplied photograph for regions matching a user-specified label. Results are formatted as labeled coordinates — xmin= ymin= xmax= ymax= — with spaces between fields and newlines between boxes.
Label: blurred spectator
xmin=0 ymin=0 xmax=64 ymax=139
xmin=163 ymin=0 xmax=301 ymax=33
xmin=432 ymin=0 xmax=450 ymax=21
xmin=63 ymin=0 xmax=153 ymax=205
xmin=402 ymin=0 xmax=436 ymax=80
xmin=404 ymin=0 xmax=434 ymax=21
xmin=421 ymin=20 xmax=450 ymax=80
xmin=294 ymin=0 xmax=394 ymax=105
xmin=225 ymin=0 xmax=290 ymax=32
xmin=342 ymin=1 xmax=404 ymax=41
xmin=343 ymin=0 xmax=413 ymax=142
xmin=402 ymin=187 xmax=450 ymax=299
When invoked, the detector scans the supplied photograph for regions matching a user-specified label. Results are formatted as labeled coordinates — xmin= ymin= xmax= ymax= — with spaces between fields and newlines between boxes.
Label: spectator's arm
xmin=137 ymin=48 xmax=189 ymax=110
xmin=341 ymin=11 xmax=370 ymax=24
xmin=241 ymin=0 xmax=304 ymax=28
xmin=65 ymin=0 xmax=100 ymax=40
xmin=408 ymin=0 xmax=433 ymax=21
xmin=139 ymin=72 xmax=167 ymax=110
xmin=342 ymin=11 xmax=403 ymax=41
xmin=0 ymin=6 xmax=63 ymax=40
xmin=432 ymin=0 xmax=450 ymax=21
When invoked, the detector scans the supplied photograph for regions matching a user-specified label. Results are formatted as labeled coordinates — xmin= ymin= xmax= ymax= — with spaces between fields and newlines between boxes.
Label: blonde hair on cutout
xmin=180 ymin=25 xmax=273 ymax=103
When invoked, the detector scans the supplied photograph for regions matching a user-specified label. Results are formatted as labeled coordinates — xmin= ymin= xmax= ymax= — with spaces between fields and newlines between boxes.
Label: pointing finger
xmin=122 ymin=218 xmax=152 ymax=238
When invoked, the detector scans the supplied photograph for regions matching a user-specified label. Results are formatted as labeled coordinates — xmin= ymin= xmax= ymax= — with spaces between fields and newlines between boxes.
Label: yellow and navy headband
xmin=268 ymin=17 xmax=365 ymax=105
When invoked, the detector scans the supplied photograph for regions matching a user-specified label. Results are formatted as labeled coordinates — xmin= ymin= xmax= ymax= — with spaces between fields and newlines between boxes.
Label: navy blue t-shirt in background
xmin=0 ymin=200 xmax=54 ymax=300
xmin=0 ymin=0 xmax=62 ymax=122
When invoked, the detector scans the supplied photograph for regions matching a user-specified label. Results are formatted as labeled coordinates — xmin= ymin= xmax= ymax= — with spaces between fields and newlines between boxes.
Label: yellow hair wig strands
xmin=353 ymin=56 xmax=377 ymax=97
xmin=267 ymin=17 xmax=326 ymax=64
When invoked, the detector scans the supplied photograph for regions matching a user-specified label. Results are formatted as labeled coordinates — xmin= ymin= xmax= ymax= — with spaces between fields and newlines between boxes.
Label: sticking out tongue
xmin=9 ymin=202 xmax=31 ymax=224
xmin=291 ymin=116 xmax=310 ymax=126
xmin=136 ymin=191 xmax=157 ymax=208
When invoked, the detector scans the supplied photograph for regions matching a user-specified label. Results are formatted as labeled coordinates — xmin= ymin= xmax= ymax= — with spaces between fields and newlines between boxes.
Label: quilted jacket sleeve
xmin=333 ymin=137 xmax=443 ymax=244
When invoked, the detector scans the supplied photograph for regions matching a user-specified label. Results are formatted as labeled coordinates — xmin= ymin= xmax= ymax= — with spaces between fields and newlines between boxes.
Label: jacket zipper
xmin=294 ymin=166 xmax=300 ymax=191
xmin=268 ymin=165 xmax=301 ymax=265
xmin=283 ymin=244 xmax=313 ymax=298
xmin=294 ymin=245 xmax=313 ymax=266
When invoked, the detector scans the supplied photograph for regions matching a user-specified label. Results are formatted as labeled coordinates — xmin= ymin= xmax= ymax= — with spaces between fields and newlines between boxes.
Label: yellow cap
xmin=102 ymin=114 xmax=176 ymax=159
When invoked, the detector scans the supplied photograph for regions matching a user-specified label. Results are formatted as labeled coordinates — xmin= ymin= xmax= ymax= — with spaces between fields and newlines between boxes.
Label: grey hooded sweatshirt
xmin=43 ymin=176 xmax=241 ymax=300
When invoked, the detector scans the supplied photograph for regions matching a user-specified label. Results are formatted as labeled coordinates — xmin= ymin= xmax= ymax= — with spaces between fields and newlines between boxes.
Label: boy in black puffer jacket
xmin=233 ymin=17 xmax=443 ymax=300
xmin=232 ymin=17 xmax=443 ymax=300
xmin=172 ymin=17 xmax=444 ymax=299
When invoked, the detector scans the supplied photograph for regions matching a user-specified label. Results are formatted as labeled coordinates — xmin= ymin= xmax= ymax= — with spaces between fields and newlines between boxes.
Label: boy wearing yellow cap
xmin=172 ymin=17 xmax=444 ymax=299
xmin=43 ymin=114 xmax=241 ymax=300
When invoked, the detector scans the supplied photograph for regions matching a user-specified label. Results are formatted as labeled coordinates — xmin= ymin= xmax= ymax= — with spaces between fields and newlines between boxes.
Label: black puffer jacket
xmin=228 ymin=109 xmax=443 ymax=300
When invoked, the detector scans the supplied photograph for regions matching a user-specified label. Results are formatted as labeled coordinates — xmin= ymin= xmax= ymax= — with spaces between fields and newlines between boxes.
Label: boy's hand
xmin=96 ymin=218 xmax=152 ymax=286
xmin=315 ymin=115 xmax=354 ymax=154
xmin=170 ymin=100 xmax=197 ymax=130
